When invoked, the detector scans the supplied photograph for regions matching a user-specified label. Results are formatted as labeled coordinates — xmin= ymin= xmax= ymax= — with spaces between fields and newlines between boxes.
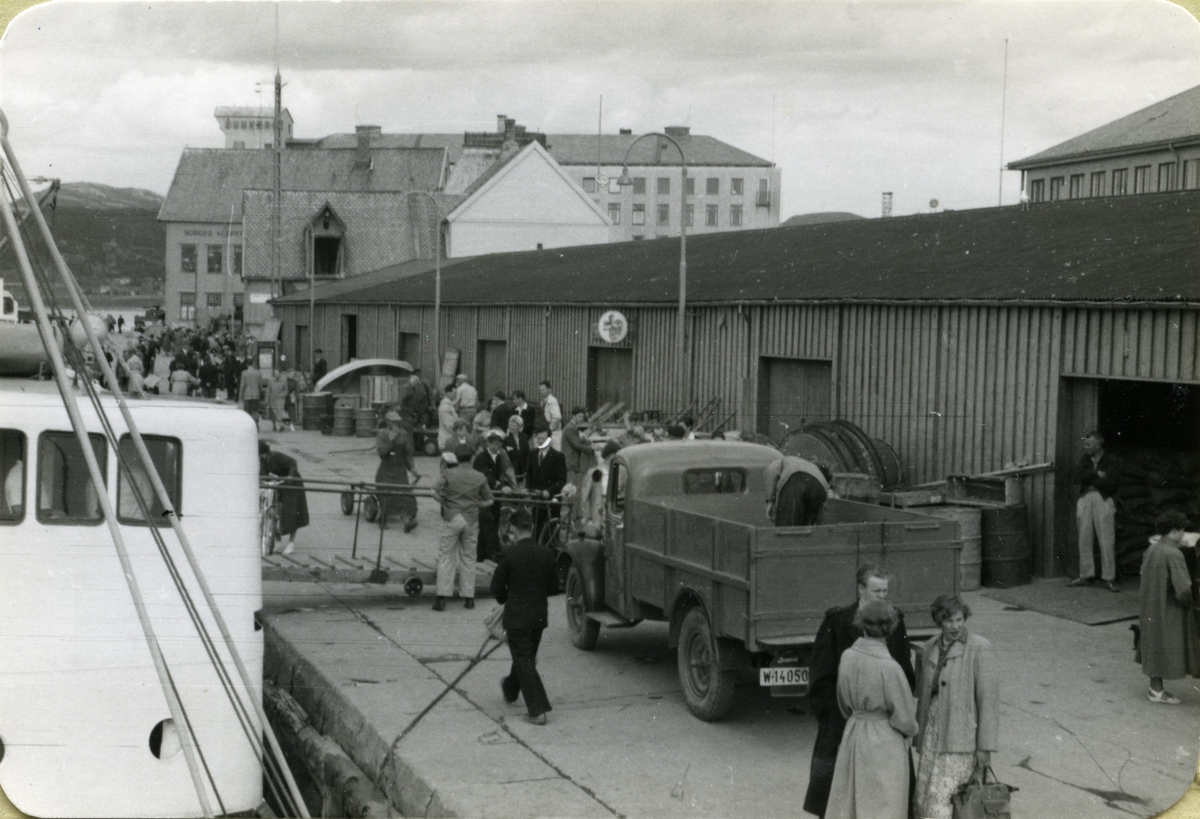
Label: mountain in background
xmin=783 ymin=211 xmax=866 ymax=227
xmin=1 ymin=181 xmax=165 ymax=302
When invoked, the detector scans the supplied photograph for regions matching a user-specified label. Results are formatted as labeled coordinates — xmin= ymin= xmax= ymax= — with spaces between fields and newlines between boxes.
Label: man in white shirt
xmin=539 ymin=380 xmax=562 ymax=451
xmin=454 ymin=374 xmax=479 ymax=419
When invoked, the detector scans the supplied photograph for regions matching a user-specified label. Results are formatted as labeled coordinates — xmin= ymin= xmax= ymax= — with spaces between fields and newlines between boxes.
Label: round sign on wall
xmin=596 ymin=310 xmax=629 ymax=343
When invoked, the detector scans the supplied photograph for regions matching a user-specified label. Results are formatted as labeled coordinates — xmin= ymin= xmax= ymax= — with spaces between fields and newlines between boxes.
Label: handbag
xmin=484 ymin=604 xmax=506 ymax=642
xmin=951 ymin=765 xmax=1017 ymax=819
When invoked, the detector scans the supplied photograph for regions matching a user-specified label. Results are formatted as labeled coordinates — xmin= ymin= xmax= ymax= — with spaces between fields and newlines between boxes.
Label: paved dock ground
xmin=260 ymin=428 xmax=1200 ymax=818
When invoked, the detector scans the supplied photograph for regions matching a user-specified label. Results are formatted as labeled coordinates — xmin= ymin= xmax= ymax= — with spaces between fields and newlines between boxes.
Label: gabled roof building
xmin=1009 ymin=84 xmax=1200 ymax=203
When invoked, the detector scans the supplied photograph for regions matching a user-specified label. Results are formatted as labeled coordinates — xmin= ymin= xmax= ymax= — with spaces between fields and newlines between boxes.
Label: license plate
xmin=759 ymin=666 xmax=809 ymax=687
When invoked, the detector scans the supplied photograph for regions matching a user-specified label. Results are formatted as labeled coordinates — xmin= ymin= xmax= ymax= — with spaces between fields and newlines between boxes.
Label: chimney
xmin=664 ymin=125 xmax=690 ymax=138
xmin=619 ymin=128 xmax=632 ymax=135
xmin=355 ymin=124 xmax=380 ymax=169
xmin=496 ymin=114 xmax=507 ymax=134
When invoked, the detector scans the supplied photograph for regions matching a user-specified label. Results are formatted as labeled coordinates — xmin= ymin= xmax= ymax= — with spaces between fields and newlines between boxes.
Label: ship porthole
xmin=149 ymin=719 xmax=182 ymax=760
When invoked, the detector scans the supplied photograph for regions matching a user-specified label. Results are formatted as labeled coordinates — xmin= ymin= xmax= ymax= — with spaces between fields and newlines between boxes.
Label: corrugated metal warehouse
xmin=273 ymin=191 xmax=1200 ymax=579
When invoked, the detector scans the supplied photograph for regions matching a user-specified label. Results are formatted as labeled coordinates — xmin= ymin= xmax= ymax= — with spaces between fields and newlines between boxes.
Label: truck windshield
xmin=683 ymin=468 xmax=746 ymax=494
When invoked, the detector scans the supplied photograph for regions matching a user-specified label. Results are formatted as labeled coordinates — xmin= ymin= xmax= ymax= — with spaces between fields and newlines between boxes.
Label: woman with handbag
xmin=912 ymin=594 xmax=1000 ymax=819
xmin=824 ymin=600 xmax=918 ymax=819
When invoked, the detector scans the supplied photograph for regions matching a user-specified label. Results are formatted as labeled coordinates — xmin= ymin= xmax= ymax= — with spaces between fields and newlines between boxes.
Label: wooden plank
xmin=1138 ymin=308 xmax=1154 ymax=379
xmin=1094 ymin=309 xmax=1109 ymax=375
xmin=1153 ymin=309 xmax=1168 ymax=381
xmin=1166 ymin=309 xmax=1182 ymax=381
xmin=1182 ymin=310 xmax=1199 ymax=383
xmin=1014 ymin=309 xmax=1031 ymax=465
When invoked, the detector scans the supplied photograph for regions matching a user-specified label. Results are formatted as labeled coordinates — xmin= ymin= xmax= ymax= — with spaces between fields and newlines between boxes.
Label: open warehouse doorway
xmin=1055 ymin=376 xmax=1200 ymax=578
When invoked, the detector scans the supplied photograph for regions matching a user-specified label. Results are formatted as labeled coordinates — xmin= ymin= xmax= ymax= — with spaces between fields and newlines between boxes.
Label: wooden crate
xmin=945 ymin=474 xmax=1023 ymax=507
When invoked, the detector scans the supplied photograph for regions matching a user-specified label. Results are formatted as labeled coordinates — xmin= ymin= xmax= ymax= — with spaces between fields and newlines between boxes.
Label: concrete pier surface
xmin=259 ymin=428 xmax=1200 ymax=818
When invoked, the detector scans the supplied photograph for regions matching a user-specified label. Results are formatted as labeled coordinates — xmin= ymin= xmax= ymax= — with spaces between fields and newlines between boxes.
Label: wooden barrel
xmin=301 ymin=393 xmax=327 ymax=431
xmin=980 ymin=505 xmax=1032 ymax=588
xmin=320 ymin=393 xmax=337 ymax=428
xmin=355 ymin=407 xmax=378 ymax=437
xmin=923 ymin=505 xmax=983 ymax=591
xmin=332 ymin=404 xmax=356 ymax=437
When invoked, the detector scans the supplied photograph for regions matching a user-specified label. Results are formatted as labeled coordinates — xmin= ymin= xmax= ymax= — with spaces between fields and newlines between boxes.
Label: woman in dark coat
xmin=259 ymin=441 xmax=309 ymax=555
xmin=375 ymin=411 xmax=418 ymax=532
xmin=1139 ymin=510 xmax=1200 ymax=704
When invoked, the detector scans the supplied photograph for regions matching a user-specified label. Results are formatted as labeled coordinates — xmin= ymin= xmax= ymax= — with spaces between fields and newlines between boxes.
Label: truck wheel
xmin=677 ymin=607 xmax=736 ymax=721
xmin=565 ymin=565 xmax=600 ymax=650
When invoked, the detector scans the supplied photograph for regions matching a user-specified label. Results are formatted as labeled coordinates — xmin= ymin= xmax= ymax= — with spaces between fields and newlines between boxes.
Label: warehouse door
xmin=476 ymin=340 xmax=507 ymax=403
xmin=587 ymin=348 xmax=633 ymax=411
xmin=757 ymin=357 xmax=832 ymax=443
xmin=294 ymin=325 xmax=309 ymax=373
xmin=397 ymin=332 xmax=421 ymax=367
xmin=1055 ymin=376 xmax=1200 ymax=578
xmin=340 ymin=314 xmax=358 ymax=364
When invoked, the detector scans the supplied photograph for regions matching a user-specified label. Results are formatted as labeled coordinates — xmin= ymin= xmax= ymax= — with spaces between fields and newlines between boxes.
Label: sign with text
xmin=594 ymin=310 xmax=631 ymax=344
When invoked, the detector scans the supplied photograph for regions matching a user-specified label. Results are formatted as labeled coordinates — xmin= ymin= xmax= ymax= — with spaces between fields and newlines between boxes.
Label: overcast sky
xmin=0 ymin=0 xmax=1197 ymax=219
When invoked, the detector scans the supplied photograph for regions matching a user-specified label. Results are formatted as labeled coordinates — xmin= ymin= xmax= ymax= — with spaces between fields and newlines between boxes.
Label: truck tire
xmin=565 ymin=565 xmax=600 ymax=650
xmin=677 ymin=607 xmax=736 ymax=721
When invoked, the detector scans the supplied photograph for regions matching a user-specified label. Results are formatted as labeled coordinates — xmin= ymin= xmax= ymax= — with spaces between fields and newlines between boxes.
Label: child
xmin=1139 ymin=511 xmax=1200 ymax=704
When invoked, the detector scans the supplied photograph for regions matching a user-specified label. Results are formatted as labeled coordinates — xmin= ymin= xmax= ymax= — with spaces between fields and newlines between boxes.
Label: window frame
xmin=1049 ymin=176 xmax=1064 ymax=201
xmin=1158 ymin=161 xmax=1177 ymax=192
xmin=117 ymin=434 xmax=182 ymax=527
xmin=632 ymin=203 xmax=645 ymax=225
xmin=1112 ymin=168 xmax=1128 ymax=196
xmin=705 ymin=204 xmax=718 ymax=227
xmin=682 ymin=467 xmax=747 ymax=495
xmin=582 ymin=177 xmax=597 ymax=193
xmin=608 ymin=177 xmax=621 ymax=194
xmin=684 ymin=204 xmax=694 ymax=227
xmin=1029 ymin=179 xmax=1045 ymax=203
xmin=632 ymin=177 xmax=646 ymax=195
xmin=206 ymin=292 xmax=222 ymax=309
xmin=1089 ymin=171 xmax=1106 ymax=198
xmin=657 ymin=203 xmax=670 ymax=226
xmin=232 ymin=244 xmax=243 ymax=276
xmin=179 ymin=292 xmax=196 ymax=321
xmin=36 ymin=431 xmax=108 ymax=526
xmin=607 ymin=202 xmax=621 ymax=225
xmin=1133 ymin=165 xmax=1151 ymax=194
xmin=657 ymin=177 xmax=670 ymax=195
xmin=1068 ymin=174 xmax=1084 ymax=199
xmin=180 ymin=243 xmax=197 ymax=274
xmin=685 ymin=177 xmax=695 ymax=196
xmin=206 ymin=244 xmax=223 ymax=274
xmin=730 ymin=204 xmax=743 ymax=227
xmin=731 ymin=178 xmax=744 ymax=196
xmin=0 ymin=429 xmax=27 ymax=524
xmin=706 ymin=177 xmax=719 ymax=196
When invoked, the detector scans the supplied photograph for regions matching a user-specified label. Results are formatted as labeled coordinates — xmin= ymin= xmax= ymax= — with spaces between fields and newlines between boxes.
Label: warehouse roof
xmin=1009 ymin=84 xmax=1200 ymax=169
xmin=158 ymin=147 xmax=447 ymax=222
xmin=274 ymin=190 xmax=1200 ymax=307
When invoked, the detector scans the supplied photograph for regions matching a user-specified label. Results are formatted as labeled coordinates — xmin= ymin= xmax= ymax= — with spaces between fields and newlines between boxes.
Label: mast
xmin=272 ymin=69 xmax=282 ymax=306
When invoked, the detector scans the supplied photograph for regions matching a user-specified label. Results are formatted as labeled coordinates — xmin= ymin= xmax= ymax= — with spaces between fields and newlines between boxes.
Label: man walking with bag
xmin=490 ymin=508 xmax=557 ymax=725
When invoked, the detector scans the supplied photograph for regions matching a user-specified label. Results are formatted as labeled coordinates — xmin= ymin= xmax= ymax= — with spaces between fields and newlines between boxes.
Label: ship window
xmin=608 ymin=461 xmax=626 ymax=515
xmin=37 ymin=432 xmax=107 ymax=524
xmin=683 ymin=468 xmax=746 ymax=494
xmin=0 ymin=430 xmax=26 ymax=523
xmin=118 ymin=436 xmax=181 ymax=526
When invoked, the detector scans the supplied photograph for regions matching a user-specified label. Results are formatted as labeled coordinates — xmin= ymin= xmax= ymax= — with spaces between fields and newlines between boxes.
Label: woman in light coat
xmin=912 ymin=594 xmax=1000 ymax=819
xmin=825 ymin=600 xmax=918 ymax=819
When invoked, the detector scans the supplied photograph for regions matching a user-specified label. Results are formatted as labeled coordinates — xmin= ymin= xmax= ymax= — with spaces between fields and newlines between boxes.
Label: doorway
xmin=587 ymin=347 xmax=633 ymax=410
xmin=398 ymin=332 xmax=421 ymax=367
xmin=294 ymin=325 xmax=309 ymax=373
xmin=476 ymin=340 xmax=507 ymax=403
xmin=340 ymin=314 xmax=358 ymax=364
xmin=1055 ymin=376 xmax=1200 ymax=577
xmin=756 ymin=357 xmax=832 ymax=443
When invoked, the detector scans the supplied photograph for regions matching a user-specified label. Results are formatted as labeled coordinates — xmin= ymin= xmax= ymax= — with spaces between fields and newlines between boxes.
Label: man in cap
xmin=473 ymin=428 xmax=517 ymax=561
xmin=311 ymin=348 xmax=328 ymax=385
xmin=524 ymin=424 xmax=567 ymax=543
xmin=431 ymin=445 xmax=494 ymax=611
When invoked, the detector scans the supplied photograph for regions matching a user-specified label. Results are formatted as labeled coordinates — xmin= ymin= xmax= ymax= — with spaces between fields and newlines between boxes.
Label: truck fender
xmin=668 ymin=591 xmax=751 ymax=671
xmin=563 ymin=536 xmax=606 ymax=612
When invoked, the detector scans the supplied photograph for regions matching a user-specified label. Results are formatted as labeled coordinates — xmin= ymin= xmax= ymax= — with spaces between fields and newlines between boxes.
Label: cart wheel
xmin=365 ymin=494 xmax=379 ymax=523
xmin=404 ymin=576 xmax=424 ymax=597
xmin=340 ymin=491 xmax=355 ymax=516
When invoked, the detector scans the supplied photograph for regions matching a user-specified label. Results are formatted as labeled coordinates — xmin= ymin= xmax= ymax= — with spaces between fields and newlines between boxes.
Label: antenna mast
xmin=998 ymin=38 xmax=1009 ymax=207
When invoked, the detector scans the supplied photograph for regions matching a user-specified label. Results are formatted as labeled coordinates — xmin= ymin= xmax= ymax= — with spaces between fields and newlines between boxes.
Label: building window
xmin=705 ymin=204 xmax=718 ymax=226
xmin=233 ymin=245 xmax=243 ymax=276
xmin=1029 ymin=179 xmax=1045 ymax=203
xmin=632 ymin=234 xmax=644 ymax=241
xmin=632 ymin=177 xmax=646 ymax=195
xmin=1133 ymin=165 xmax=1151 ymax=194
xmin=117 ymin=435 xmax=181 ymax=526
xmin=1184 ymin=160 xmax=1199 ymax=191
xmin=685 ymin=204 xmax=694 ymax=227
xmin=1158 ymin=162 xmax=1177 ymax=192
xmin=706 ymin=178 xmax=719 ymax=196
xmin=206 ymin=245 xmax=223 ymax=274
xmin=206 ymin=293 xmax=222 ymax=309
xmin=180 ymin=244 xmax=197 ymax=273
xmin=1090 ymin=171 xmax=1106 ymax=198
xmin=1049 ymin=177 xmax=1064 ymax=201
xmin=1112 ymin=168 xmax=1128 ymax=196
xmin=657 ymin=177 xmax=670 ymax=195
xmin=685 ymin=177 xmax=695 ymax=196
xmin=757 ymin=178 xmax=771 ymax=206
xmin=731 ymin=178 xmax=744 ymax=196
xmin=1068 ymin=174 xmax=1084 ymax=199
xmin=608 ymin=203 xmax=621 ymax=224
xmin=313 ymin=237 xmax=341 ymax=277
xmin=179 ymin=292 xmax=195 ymax=321
xmin=730 ymin=204 xmax=743 ymax=227
xmin=37 ymin=431 xmax=106 ymax=524
xmin=608 ymin=177 xmax=621 ymax=194
xmin=233 ymin=293 xmax=245 ymax=318
xmin=657 ymin=204 xmax=670 ymax=225
xmin=582 ymin=177 xmax=597 ymax=193
xmin=632 ymin=204 xmax=645 ymax=225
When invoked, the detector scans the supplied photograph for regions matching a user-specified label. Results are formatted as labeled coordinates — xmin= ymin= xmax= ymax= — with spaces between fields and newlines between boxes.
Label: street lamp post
xmin=618 ymin=133 xmax=688 ymax=411
xmin=407 ymin=192 xmax=443 ymax=378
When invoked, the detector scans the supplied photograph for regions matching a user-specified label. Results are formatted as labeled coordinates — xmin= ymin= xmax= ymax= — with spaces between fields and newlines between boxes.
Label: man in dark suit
xmin=524 ymin=424 xmax=566 ymax=542
xmin=803 ymin=563 xmax=916 ymax=819
xmin=473 ymin=430 xmax=517 ymax=562
xmin=490 ymin=392 xmax=515 ymax=433
xmin=511 ymin=391 xmax=538 ymax=437
xmin=311 ymin=349 xmax=328 ymax=385
xmin=490 ymin=507 xmax=557 ymax=725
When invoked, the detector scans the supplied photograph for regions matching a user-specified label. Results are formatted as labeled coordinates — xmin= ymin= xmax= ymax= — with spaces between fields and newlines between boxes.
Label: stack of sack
xmin=1114 ymin=447 xmax=1200 ymax=574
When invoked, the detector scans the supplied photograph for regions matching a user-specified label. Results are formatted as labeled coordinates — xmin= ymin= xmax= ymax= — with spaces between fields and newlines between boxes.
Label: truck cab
xmin=562 ymin=440 xmax=958 ymax=720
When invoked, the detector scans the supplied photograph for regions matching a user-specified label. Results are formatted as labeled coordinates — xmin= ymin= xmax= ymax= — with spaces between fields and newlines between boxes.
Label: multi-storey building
xmin=1008 ymin=84 xmax=1200 ymax=203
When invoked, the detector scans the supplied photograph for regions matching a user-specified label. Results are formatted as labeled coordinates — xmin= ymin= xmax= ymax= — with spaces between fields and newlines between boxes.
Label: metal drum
xmin=923 ymin=505 xmax=983 ymax=591
xmin=355 ymin=407 xmax=378 ymax=437
xmin=301 ymin=393 xmax=327 ymax=431
xmin=332 ymin=404 xmax=356 ymax=436
xmin=360 ymin=375 xmax=399 ymax=407
xmin=980 ymin=504 xmax=1032 ymax=588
